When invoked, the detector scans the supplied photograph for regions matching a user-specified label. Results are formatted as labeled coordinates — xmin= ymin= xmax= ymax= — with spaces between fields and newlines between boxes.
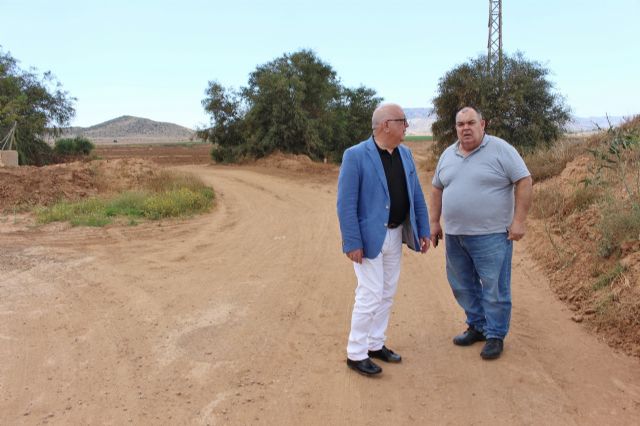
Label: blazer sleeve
xmin=337 ymin=148 xmax=363 ymax=253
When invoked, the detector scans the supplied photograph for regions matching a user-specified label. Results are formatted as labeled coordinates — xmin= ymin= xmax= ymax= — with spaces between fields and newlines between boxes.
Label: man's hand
xmin=430 ymin=222 xmax=443 ymax=248
xmin=420 ymin=236 xmax=430 ymax=253
xmin=346 ymin=248 xmax=363 ymax=264
xmin=507 ymin=220 xmax=526 ymax=241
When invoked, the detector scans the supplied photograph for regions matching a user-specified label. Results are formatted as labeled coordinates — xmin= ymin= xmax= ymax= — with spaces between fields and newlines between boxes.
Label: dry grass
xmin=524 ymin=138 xmax=588 ymax=182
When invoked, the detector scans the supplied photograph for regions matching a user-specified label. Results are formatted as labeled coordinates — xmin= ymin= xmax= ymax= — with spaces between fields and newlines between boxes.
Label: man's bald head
xmin=372 ymin=103 xmax=404 ymax=129
xmin=371 ymin=103 xmax=407 ymax=150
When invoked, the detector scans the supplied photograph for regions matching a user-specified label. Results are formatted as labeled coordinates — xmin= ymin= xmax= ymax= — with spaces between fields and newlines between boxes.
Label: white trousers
xmin=347 ymin=226 xmax=403 ymax=361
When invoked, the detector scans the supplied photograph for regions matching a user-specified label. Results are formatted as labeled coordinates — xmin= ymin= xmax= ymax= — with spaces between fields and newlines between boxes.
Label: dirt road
xmin=1 ymin=164 xmax=640 ymax=425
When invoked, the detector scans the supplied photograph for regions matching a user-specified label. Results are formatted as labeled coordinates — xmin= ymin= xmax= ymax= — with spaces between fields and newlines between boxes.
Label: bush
xmin=54 ymin=136 xmax=95 ymax=156
xmin=431 ymin=52 xmax=570 ymax=156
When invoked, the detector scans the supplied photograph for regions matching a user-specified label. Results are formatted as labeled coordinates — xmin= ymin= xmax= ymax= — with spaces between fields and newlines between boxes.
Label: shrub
xmin=54 ymin=136 xmax=95 ymax=156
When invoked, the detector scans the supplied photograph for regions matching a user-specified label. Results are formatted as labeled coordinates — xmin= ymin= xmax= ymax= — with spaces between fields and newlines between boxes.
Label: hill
xmin=64 ymin=115 xmax=196 ymax=144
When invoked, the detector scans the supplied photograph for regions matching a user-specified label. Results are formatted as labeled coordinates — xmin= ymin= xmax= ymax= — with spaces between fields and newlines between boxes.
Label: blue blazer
xmin=337 ymin=137 xmax=430 ymax=259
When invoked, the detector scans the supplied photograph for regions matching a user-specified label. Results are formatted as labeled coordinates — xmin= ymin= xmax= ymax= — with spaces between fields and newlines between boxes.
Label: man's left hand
xmin=508 ymin=220 xmax=527 ymax=241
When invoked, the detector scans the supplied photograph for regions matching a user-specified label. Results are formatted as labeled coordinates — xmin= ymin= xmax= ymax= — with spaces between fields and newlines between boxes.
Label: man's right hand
xmin=430 ymin=222 xmax=443 ymax=247
xmin=346 ymin=248 xmax=363 ymax=264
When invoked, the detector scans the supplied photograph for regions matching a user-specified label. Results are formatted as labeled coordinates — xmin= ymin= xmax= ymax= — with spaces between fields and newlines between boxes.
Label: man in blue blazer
xmin=337 ymin=103 xmax=430 ymax=376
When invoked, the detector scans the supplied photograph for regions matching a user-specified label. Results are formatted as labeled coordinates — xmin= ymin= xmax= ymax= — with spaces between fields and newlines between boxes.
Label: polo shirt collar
xmin=455 ymin=133 xmax=489 ymax=157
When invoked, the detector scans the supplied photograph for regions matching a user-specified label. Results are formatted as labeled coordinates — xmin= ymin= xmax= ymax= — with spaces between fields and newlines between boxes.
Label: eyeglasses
xmin=386 ymin=118 xmax=408 ymax=125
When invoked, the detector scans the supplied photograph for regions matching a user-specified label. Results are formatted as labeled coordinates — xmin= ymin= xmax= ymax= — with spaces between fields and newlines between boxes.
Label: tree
xmin=431 ymin=52 xmax=570 ymax=155
xmin=199 ymin=82 xmax=247 ymax=163
xmin=0 ymin=47 xmax=75 ymax=165
xmin=200 ymin=50 xmax=381 ymax=163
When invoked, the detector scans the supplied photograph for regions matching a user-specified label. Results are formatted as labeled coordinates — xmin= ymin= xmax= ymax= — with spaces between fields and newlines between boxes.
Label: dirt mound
xmin=0 ymin=159 xmax=161 ymax=212
xmin=526 ymin=153 xmax=640 ymax=357
xmin=250 ymin=152 xmax=338 ymax=182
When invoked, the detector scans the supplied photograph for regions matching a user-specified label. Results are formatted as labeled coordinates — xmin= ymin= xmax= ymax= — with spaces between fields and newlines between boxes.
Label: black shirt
xmin=374 ymin=138 xmax=410 ymax=227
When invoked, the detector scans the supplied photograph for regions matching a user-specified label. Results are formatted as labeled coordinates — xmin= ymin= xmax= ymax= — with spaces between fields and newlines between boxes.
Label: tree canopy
xmin=431 ymin=52 xmax=570 ymax=155
xmin=0 ymin=47 xmax=76 ymax=165
xmin=200 ymin=50 xmax=381 ymax=163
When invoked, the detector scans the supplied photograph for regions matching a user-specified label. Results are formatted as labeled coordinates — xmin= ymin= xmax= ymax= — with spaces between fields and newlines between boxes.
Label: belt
xmin=387 ymin=222 xmax=400 ymax=229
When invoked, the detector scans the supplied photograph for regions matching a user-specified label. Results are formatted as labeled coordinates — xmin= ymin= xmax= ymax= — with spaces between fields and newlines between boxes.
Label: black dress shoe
xmin=368 ymin=345 xmax=402 ymax=363
xmin=453 ymin=326 xmax=486 ymax=346
xmin=347 ymin=358 xmax=382 ymax=376
xmin=480 ymin=338 xmax=504 ymax=360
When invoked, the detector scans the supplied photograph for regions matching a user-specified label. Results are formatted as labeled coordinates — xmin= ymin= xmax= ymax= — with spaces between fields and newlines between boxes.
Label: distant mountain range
xmin=403 ymin=108 xmax=633 ymax=135
xmin=64 ymin=112 xmax=635 ymax=143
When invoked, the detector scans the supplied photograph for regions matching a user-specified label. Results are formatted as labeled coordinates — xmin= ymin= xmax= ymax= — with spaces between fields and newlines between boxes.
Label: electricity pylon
xmin=487 ymin=0 xmax=503 ymax=75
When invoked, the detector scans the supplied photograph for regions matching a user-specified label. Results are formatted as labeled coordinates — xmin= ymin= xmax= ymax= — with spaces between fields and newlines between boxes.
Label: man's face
xmin=455 ymin=108 xmax=485 ymax=152
xmin=384 ymin=107 xmax=408 ymax=147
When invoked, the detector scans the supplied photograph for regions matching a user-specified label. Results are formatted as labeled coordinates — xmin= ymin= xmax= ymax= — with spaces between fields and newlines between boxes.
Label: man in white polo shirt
xmin=430 ymin=106 xmax=532 ymax=360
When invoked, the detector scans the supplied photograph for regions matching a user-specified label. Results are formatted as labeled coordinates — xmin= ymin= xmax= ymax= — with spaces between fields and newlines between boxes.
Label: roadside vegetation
xmin=36 ymin=170 xmax=214 ymax=227
xmin=1 ymin=47 xmax=76 ymax=165
xmin=431 ymin=52 xmax=570 ymax=157
xmin=524 ymin=116 xmax=640 ymax=356
xmin=54 ymin=136 xmax=95 ymax=157
xmin=199 ymin=49 xmax=380 ymax=163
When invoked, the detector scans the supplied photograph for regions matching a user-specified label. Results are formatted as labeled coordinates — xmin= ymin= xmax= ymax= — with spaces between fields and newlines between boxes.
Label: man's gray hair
xmin=457 ymin=106 xmax=483 ymax=121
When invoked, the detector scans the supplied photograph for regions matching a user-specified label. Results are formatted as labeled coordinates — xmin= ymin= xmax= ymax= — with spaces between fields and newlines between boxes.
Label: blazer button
xmin=384 ymin=223 xmax=387 ymax=227
xmin=385 ymin=205 xmax=389 ymax=209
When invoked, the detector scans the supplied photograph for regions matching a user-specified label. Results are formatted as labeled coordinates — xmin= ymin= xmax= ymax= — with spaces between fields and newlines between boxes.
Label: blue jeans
xmin=445 ymin=233 xmax=513 ymax=340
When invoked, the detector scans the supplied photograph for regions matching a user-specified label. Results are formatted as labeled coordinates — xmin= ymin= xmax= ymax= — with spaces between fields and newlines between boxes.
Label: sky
xmin=2 ymin=0 xmax=639 ymax=129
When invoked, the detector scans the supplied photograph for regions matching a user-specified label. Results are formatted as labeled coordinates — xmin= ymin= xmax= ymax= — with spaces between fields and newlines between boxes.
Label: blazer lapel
xmin=365 ymin=138 xmax=389 ymax=197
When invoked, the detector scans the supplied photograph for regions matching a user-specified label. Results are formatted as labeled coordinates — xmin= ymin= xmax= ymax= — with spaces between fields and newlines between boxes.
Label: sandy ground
xmin=2 ymin=161 xmax=640 ymax=425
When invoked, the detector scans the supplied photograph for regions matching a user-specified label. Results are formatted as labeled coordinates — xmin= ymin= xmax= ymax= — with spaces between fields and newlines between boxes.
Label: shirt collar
xmin=455 ymin=133 xmax=488 ymax=157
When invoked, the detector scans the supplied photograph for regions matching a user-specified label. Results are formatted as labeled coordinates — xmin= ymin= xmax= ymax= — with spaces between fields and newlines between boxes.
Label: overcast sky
xmin=2 ymin=0 xmax=638 ymax=128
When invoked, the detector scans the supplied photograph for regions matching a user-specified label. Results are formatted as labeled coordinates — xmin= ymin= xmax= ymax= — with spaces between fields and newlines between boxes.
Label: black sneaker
xmin=453 ymin=326 xmax=486 ymax=346
xmin=480 ymin=338 xmax=504 ymax=360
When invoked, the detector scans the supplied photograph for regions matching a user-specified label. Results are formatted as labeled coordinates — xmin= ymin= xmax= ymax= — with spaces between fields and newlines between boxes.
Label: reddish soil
xmin=94 ymin=143 xmax=212 ymax=165
xmin=1 ymin=142 xmax=639 ymax=425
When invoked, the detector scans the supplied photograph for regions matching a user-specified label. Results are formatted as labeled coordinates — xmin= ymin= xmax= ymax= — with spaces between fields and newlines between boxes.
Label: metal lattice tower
xmin=487 ymin=0 xmax=503 ymax=75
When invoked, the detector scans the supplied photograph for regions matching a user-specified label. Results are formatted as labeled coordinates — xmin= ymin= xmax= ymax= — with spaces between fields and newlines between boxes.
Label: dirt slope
xmin=1 ymin=164 xmax=640 ymax=425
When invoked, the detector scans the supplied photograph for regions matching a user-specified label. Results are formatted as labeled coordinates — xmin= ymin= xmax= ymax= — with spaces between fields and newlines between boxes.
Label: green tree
xmin=0 ymin=47 xmax=76 ymax=165
xmin=199 ymin=82 xmax=247 ymax=162
xmin=200 ymin=50 xmax=380 ymax=163
xmin=431 ymin=52 xmax=570 ymax=155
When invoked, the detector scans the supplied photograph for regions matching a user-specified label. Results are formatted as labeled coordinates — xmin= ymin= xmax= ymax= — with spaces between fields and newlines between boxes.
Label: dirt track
xmin=1 ymin=163 xmax=640 ymax=425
